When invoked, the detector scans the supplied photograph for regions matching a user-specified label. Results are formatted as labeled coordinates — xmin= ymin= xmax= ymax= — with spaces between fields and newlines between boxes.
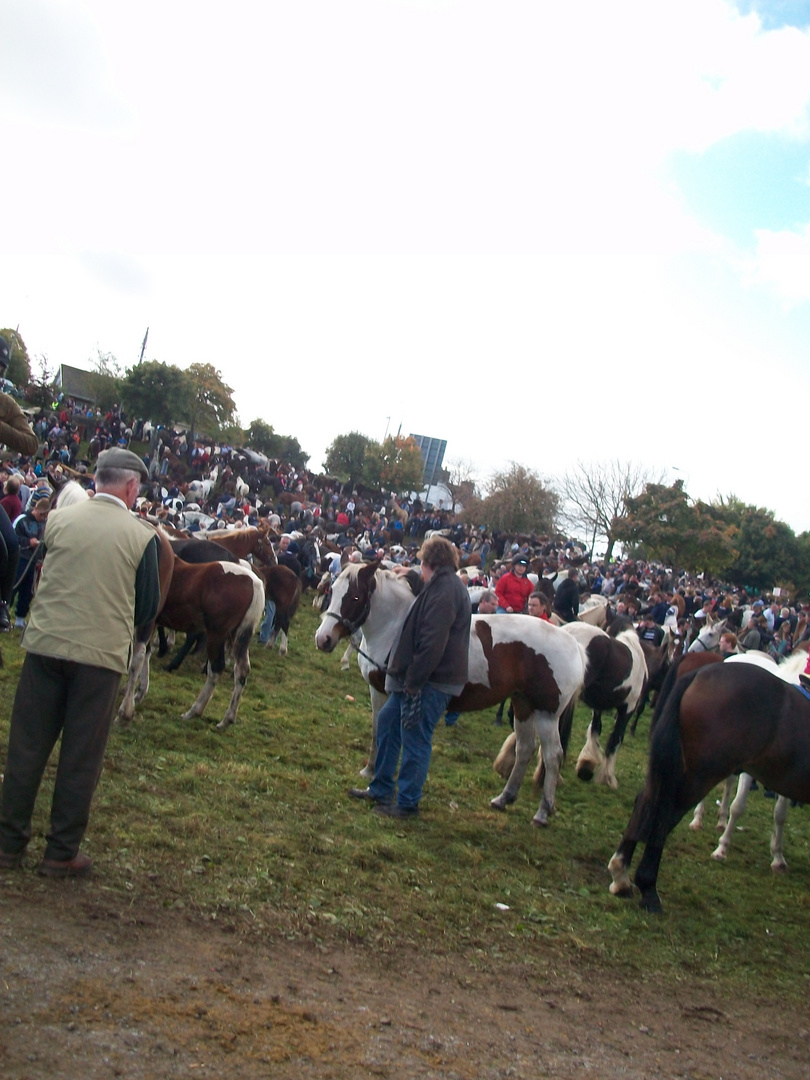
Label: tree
xmin=120 ymin=360 xmax=190 ymax=427
xmin=439 ymin=458 xmax=480 ymax=513
xmin=245 ymin=419 xmax=278 ymax=457
xmin=615 ymin=480 xmax=737 ymax=574
xmin=363 ymin=435 xmax=424 ymax=494
xmin=25 ymin=355 xmax=58 ymax=411
xmin=323 ymin=431 xmax=372 ymax=488
xmin=181 ymin=362 xmax=237 ymax=447
xmin=0 ymin=328 xmax=31 ymax=387
xmin=87 ymin=350 xmax=123 ymax=414
xmin=560 ymin=459 xmax=664 ymax=563
xmin=244 ymin=420 xmax=309 ymax=468
xmin=475 ymin=462 xmax=559 ymax=534
xmin=722 ymin=504 xmax=798 ymax=593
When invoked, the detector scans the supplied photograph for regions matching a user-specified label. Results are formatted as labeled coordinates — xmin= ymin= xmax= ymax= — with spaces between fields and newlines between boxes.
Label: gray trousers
xmin=0 ymin=653 xmax=121 ymax=861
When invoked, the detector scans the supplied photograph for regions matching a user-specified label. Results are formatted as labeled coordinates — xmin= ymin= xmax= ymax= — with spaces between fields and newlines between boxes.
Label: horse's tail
xmin=638 ymin=669 xmax=696 ymax=845
xmin=558 ymin=690 xmax=580 ymax=758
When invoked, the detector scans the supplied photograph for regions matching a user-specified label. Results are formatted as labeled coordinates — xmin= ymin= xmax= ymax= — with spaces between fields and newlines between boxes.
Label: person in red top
xmin=527 ymin=591 xmax=552 ymax=621
xmin=495 ymin=554 xmax=534 ymax=613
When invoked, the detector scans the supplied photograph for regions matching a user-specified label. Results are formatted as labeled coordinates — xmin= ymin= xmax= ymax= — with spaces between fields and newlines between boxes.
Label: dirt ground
xmin=1 ymin=875 xmax=807 ymax=1080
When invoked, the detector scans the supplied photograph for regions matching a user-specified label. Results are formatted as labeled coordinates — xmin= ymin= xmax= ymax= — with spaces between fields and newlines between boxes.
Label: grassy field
xmin=2 ymin=603 xmax=809 ymax=994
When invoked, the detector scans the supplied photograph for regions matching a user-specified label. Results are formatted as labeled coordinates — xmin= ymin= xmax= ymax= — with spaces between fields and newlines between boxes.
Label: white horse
xmin=315 ymin=563 xmax=586 ymax=826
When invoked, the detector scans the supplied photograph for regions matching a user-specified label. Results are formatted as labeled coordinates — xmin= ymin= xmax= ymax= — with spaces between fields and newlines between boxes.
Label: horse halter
xmin=322 ymin=592 xmax=373 ymax=637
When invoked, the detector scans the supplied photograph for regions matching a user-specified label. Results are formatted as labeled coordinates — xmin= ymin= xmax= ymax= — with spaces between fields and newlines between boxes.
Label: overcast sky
xmin=2 ymin=0 xmax=810 ymax=532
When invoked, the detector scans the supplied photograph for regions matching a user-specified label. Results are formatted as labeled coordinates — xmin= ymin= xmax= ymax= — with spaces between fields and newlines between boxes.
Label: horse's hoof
xmin=576 ymin=763 xmax=595 ymax=782
xmin=531 ymin=813 xmax=549 ymax=828
xmin=771 ymin=861 xmax=789 ymax=874
xmin=609 ymin=882 xmax=634 ymax=899
xmin=490 ymin=796 xmax=510 ymax=812
xmin=639 ymin=895 xmax=663 ymax=915
xmin=710 ymin=847 xmax=727 ymax=861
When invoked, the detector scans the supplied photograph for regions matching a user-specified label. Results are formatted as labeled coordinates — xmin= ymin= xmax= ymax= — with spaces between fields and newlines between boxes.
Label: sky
xmin=2 ymin=0 xmax=810 ymax=532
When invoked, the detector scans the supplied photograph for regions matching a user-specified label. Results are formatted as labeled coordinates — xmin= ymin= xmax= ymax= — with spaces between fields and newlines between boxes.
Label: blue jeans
xmin=368 ymin=687 xmax=451 ymax=810
xmin=258 ymin=598 xmax=277 ymax=644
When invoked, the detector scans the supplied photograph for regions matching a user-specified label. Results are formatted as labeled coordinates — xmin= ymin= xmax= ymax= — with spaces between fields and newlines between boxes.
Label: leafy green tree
xmin=87 ymin=350 xmax=124 ymax=414
xmin=274 ymin=434 xmax=308 ymax=470
xmin=245 ymin=419 xmax=278 ymax=456
xmin=243 ymin=419 xmax=308 ymax=467
xmin=474 ymin=462 xmax=559 ymax=534
xmin=181 ymin=362 xmax=237 ymax=447
xmin=616 ymin=480 xmax=738 ymax=574
xmin=120 ymin=360 xmax=190 ymax=427
xmin=723 ymin=505 xmax=798 ymax=593
xmin=0 ymin=328 xmax=31 ymax=387
xmin=25 ymin=355 xmax=58 ymax=410
xmin=363 ymin=435 xmax=424 ymax=494
xmin=323 ymin=431 xmax=372 ymax=488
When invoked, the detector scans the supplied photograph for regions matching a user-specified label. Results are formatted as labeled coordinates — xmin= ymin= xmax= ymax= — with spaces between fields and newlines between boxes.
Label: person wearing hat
xmin=0 ymin=447 xmax=162 ymax=878
xmin=10 ymin=487 xmax=52 ymax=628
xmin=0 ymin=335 xmax=38 ymax=631
xmin=495 ymin=553 xmax=534 ymax=613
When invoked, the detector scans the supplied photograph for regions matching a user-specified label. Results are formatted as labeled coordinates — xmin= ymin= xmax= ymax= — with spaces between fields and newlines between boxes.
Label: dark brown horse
xmin=608 ymin=660 xmax=810 ymax=912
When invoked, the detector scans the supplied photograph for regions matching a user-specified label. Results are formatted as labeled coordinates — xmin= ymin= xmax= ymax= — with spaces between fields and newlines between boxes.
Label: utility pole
xmin=138 ymin=327 xmax=149 ymax=365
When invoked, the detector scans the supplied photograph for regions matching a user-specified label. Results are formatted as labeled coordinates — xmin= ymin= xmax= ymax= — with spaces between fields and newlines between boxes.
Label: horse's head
xmin=314 ymin=561 xmax=379 ymax=652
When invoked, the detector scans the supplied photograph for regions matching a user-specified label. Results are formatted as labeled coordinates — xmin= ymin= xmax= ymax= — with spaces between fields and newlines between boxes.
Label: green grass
xmin=2 ymin=605 xmax=810 ymax=994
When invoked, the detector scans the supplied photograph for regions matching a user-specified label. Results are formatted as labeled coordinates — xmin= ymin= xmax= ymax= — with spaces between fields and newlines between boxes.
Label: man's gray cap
xmin=96 ymin=448 xmax=149 ymax=481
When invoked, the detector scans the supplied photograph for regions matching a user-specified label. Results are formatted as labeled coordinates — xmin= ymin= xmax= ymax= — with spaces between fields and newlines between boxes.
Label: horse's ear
xmin=358 ymin=560 xmax=379 ymax=582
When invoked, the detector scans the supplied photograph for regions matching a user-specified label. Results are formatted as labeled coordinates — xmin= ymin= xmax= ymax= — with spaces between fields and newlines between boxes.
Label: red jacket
xmin=495 ymin=570 xmax=533 ymax=612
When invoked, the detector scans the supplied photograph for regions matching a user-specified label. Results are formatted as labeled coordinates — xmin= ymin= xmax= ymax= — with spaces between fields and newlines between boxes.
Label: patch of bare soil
xmin=1 ymin=876 xmax=807 ymax=1080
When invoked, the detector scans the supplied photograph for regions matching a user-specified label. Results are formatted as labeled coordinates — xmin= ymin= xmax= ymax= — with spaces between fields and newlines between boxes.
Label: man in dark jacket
xmin=553 ymin=568 xmax=581 ymax=623
xmin=349 ymin=536 xmax=471 ymax=818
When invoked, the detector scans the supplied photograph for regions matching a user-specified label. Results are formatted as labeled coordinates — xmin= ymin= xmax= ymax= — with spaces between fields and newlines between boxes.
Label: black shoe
xmin=347 ymin=787 xmax=391 ymax=805
xmin=0 ymin=602 xmax=10 ymax=632
xmin=373 ymin=803 xmax=419 ymax=819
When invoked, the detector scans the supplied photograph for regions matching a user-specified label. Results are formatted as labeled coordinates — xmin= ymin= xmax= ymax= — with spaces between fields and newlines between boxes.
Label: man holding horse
xmin=348 ymin=535 xmax=471 ymax=819
xmin=0 ymin=448 xmax=162 ymax=878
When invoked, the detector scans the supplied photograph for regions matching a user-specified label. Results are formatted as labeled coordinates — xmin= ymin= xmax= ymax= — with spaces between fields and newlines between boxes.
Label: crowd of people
xmin=1 ymin=339 xmax=808 ymax=876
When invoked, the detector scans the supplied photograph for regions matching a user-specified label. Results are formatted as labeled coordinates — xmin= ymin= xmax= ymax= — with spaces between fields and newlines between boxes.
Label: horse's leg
xmin=216 ymin=629 xmax=252 ymax=731
xmin=493 ymin=730 xmax=517 ymax=780
xmin=608 ymin=791 xmax=645 ymax=897
xmin=490 ymin=716 xmax=542 ymax=816
xmin=360 ymin=686 xmax=387 ymax=779
xmin=116 ymin=637 xmax=148 ymax=725
xmin=688 ymin=798 xmax=706 ymax=831
xmin=770 ymin=796 xmax=790 ymax=873
xmin=340 ymin=641 xmax=355 ymax=672
xmin=595 ymin=704 xmax=630 ymax=789
xmin=716 ymin=775 xmax=737 ymax=830
xmin=182 ymin=640 xmax=225 ymax=721
xmin=135 ymin=638 xmax=152 ymax=703
xmin=712 ymin=774 xmax=753 ymax=861
xmin=165 ymin=631 xmax=202 ymax=672
xmin=276 ymin=629 xmax=289 ymax=656
xmin=576 ymin=711 xmax=603 ymax=782
xmin=531 ymin=714 xmax=564 ymax=827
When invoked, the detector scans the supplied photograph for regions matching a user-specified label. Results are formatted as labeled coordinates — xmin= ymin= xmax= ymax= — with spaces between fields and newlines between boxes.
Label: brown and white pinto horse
xmin=118 ymin=557 xmax=265 ymax=730
xmin=608 ymin=656 xmax=810 ymax=912
xmin=315 ymin=562 xmax=586 ymax=826
xmin=561 ymin=622 xmax=646 ymax=788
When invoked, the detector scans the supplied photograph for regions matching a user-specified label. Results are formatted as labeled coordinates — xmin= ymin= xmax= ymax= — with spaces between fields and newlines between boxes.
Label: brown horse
xmin=119 ymin=557 xmax=265 ymax=730
xmin=203 ymin=526 xmax=278 ymax=566
xmin=608 ymin=659 xmax=810 ymax=912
